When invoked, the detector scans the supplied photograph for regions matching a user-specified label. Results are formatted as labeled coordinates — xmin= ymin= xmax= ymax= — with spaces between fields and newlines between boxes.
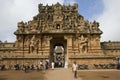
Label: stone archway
xmin=50 ymin=37 xmax=67 ymax=67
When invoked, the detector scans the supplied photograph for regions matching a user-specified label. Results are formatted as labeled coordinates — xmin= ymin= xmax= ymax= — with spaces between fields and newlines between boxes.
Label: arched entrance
xmin=50 ymin=37 xmax=67 ymax=68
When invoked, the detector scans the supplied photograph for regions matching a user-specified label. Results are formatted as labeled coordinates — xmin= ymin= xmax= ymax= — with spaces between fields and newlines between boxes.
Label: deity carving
xmin=77 ymin=18 xmax=86 ymax=31
xmin=24 ymin=22 xmax=29 ymax=33
xmin=47 ymin=14 xmax=53 ymax=21
xmin=30 ymin=35 xmax=35 ymax=53
xmin=30 ymin=23 xmax=37 ymax=32
xmin=24 ymin=37 xmax=29 ymax=47
xmin=17 ymin=21 xmax=24 ymax=33
xmin=90 ymin=21 xmax=100 ymax=33
xmin=78 ymin=35 xmax=88 ymax=53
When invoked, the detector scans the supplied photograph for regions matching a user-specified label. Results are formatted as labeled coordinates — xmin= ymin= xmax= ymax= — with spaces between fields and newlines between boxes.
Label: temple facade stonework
xmin=0 ymin=3 xmax=120 ymax=68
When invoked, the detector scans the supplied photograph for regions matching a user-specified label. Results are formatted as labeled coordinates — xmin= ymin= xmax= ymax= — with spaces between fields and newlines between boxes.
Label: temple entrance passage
xmin=50 ymin=36 xmax=67 ymax=68
xmin=54 ymin=46 xmax=64 ymax=67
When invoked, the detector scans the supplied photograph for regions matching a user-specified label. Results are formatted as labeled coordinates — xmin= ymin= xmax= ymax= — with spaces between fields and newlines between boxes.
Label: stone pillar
xmin=64 ymin=35 xmax=73 ymax=68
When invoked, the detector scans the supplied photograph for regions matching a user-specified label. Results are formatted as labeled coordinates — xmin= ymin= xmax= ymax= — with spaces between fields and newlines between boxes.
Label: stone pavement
xmin=45 ymin=68 xmax=82 ymax=80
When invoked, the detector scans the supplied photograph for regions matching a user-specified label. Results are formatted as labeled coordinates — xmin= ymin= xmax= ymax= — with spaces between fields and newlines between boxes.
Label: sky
xmin=0 ymin=0 xmax=120 ymax=42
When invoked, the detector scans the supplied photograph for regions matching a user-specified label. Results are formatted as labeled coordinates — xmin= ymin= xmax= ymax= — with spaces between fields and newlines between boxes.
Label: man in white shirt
xmin=72 ymin=61 xmax=78 ymax=78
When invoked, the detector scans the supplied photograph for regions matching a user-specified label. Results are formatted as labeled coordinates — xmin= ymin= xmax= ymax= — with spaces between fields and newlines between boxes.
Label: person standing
xmin=45 ymin=60 xmax=49 ymax=70
xmin=117 ymin=58 xmax=120 ymax=69
xmin=72 ymin=61 xmax=78 ymax=78
xmin=40 ymin=61 xmax=43 ymax=70
xmin=51 ymin=61 xmax=55 ymax=70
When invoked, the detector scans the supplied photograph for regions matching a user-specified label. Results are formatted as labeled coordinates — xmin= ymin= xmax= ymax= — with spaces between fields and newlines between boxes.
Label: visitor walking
xmin=72 ymin=61 xmax=78 ymax=78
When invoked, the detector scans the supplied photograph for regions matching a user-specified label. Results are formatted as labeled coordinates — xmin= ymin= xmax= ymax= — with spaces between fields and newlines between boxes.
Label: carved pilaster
xmin=42 ymin=36 xmax=53 ymax=56
xmin=64 ymin=35 xmax=73 ymax=63
xmin=64 ymin=35 xmax=73 ymax=46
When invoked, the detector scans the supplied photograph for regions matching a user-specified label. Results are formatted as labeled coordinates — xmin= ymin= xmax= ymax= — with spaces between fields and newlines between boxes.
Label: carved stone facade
xmin=0 ymin=3 xmax=120 ymax=68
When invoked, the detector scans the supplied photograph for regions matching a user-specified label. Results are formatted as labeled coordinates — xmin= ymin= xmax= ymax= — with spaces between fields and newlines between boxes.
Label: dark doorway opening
xmin=50 ymin=38 xmax=67 ymax=68
xmin=54 ymin=45 xmax=64 ymax=68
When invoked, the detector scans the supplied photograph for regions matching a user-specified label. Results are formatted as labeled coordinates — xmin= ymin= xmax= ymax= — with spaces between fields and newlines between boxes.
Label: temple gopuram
xmin=0 ymin=3 xmax=120 ymax=68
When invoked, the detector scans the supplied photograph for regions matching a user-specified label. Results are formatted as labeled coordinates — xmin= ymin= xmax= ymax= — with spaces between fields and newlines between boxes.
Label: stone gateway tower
xmin=14 ymin=3 xmax=103 ymax=67
xmin=1 ymin=3 xmax=119 ymax=68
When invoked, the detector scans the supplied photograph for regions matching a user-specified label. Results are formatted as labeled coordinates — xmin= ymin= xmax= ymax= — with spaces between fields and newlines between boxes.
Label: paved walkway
xmin=45 ymin=68 xmax=82 ymax=80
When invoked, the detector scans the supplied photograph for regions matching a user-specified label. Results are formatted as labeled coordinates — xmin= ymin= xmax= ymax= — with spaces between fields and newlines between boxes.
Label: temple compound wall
xmin=0 ymin=3 xmax=120 ymax=68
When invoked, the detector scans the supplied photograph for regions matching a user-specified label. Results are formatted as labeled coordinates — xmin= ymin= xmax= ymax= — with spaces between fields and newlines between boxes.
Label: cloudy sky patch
xmin=0 ymin=0 xmax=120 ymax=42
xmin=96 ymin=0 xmax=120 ymax=41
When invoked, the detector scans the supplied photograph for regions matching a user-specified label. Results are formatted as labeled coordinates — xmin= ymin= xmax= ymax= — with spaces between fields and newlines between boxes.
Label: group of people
xmin=40 ymin=60 xmax=55 ymax=70
xmin=0 ymin=60 xmax=77 ymax=78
